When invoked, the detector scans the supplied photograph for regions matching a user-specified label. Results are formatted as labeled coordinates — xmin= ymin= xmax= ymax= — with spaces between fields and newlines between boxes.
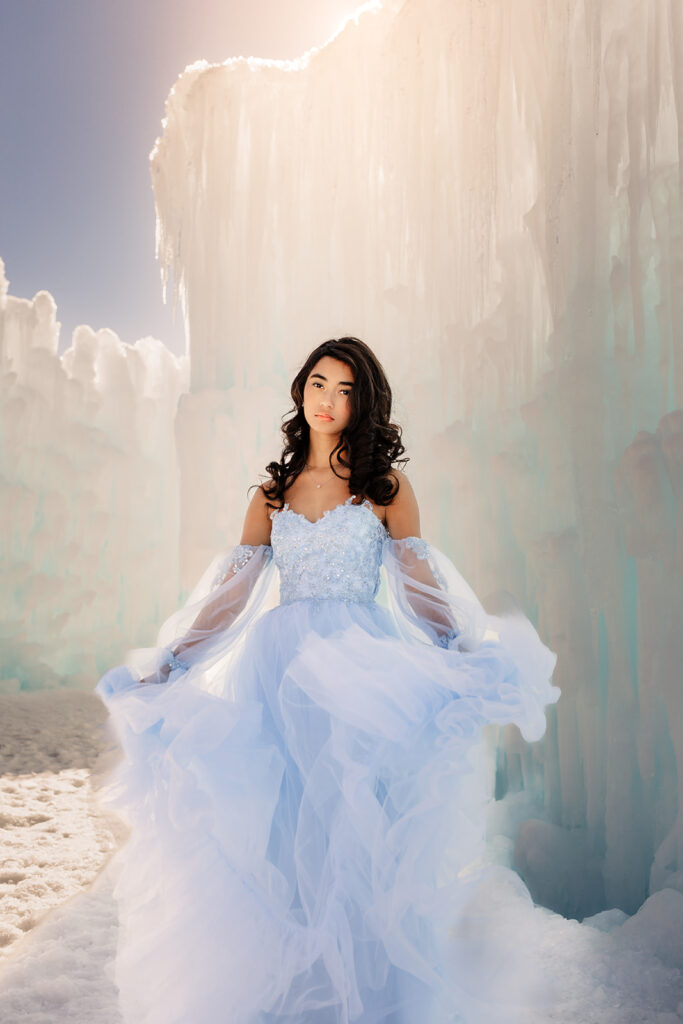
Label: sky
xmin=0 ymin=0 xmax=362 ymax=356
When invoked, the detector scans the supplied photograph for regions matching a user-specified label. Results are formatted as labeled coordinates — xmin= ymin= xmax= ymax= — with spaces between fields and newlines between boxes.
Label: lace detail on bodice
xmin=270 ymin=495 xmax=387 ymax=606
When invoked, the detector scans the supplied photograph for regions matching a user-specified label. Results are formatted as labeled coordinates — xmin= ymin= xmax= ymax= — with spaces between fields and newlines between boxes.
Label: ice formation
xmin=148 ymin=0 xmax=683 ymax=919
xmin=0 ymin=257 xmax=189 ymax=690
xmin=0 ymin=0 xmax=682 ymax=942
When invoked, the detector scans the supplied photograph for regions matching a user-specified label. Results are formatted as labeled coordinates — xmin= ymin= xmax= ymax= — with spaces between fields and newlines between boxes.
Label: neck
xmin=306 ymin=431 xmax=346 ymax=471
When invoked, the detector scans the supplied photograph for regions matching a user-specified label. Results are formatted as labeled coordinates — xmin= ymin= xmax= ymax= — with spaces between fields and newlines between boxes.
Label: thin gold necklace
xmin=305 ymin=463 xmax=337 ymax=489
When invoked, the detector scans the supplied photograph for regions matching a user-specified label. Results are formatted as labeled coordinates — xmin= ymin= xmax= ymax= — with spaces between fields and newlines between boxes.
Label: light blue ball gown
xmin=94 ymin=495 xmax=560 ymax=1024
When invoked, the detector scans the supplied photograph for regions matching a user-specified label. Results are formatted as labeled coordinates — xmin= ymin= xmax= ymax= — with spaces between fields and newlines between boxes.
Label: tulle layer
xmin=95 ymin=589 xmax=559 ymax=1024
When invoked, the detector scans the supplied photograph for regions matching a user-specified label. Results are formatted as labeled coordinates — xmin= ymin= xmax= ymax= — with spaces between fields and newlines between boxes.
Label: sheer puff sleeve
xmin=380 ymin=535 xmax=560 ymax=742
xmin=95 ymin=543 xmax=277 ymax=706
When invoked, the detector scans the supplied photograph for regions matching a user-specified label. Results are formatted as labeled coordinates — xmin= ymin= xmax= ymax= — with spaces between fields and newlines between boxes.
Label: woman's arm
xmin=384 ymin=469 xmax=423 ymax=541
xmin=384 ymin=472 xmax=460 ymax=645
xmin=169 ymin=486 xmax=273 ymax=661
xmin=239 ymin=484 xmax=275 ymax=547
xmin=142 ymin=486 xmax=274 ymax=683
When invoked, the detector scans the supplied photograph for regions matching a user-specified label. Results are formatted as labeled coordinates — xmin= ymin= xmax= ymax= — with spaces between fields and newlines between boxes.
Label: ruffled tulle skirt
xmin=95 ymin=593 xmax=559 ymax=1024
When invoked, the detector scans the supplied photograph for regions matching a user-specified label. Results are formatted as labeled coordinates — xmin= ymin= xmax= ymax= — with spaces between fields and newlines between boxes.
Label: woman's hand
xmin=137 ymin=647 xmax=189 ymax=686
xmin=138 ymin=663 xmax=172 ymax=686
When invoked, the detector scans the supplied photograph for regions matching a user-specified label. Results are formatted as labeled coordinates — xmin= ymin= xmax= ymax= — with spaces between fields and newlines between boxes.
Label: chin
xmin=309 ymin=415 xmax=342 ymax=432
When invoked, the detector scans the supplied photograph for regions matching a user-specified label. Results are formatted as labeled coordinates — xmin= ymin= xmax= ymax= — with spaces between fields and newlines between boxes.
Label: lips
xmin=316 ymin=414 xmax=334 ymax=421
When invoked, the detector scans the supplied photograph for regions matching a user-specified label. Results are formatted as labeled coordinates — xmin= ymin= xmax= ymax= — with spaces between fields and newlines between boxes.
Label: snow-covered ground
xmin=0 ymin=691 xmax=682 ymax=1024
xmin=0 ymin=691 xmax=125 ymax=957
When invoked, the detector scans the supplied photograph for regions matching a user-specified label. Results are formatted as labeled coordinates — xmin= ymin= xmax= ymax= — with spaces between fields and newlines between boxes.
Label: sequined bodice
xmin=269 ymin=496 xmax=387 ymax=606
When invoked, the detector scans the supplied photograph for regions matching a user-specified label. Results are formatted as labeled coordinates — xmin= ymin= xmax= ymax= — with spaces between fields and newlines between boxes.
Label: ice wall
xmin=149 ymin=0 xmax=683 ymax=917
xmin=0 ymin=257 xmax=189 ymax=690
xmin=1 ymin=0 xmax=680 ymax=923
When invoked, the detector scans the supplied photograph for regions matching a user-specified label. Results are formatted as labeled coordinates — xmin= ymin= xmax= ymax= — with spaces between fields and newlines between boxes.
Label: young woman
xmin=95 ymin=336 xmax=560 ymax=1024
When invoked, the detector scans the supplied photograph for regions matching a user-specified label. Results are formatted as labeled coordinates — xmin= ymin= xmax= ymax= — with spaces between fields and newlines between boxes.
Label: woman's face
xmin=302 ymin=355 xmax=355 ymax=436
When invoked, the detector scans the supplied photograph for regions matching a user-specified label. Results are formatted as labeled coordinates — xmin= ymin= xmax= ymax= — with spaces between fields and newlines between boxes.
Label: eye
xmin=340 ymin=389 xmax=351 ymax=396
xmin=310 ymin=381 xmax=322 ymax=389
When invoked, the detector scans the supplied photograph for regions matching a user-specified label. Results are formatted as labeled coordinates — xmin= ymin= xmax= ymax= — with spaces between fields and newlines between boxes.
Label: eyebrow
xmin=310 ymin=372 xmax=354 ymax=386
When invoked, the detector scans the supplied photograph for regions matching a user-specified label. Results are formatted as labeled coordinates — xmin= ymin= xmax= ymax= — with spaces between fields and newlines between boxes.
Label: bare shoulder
xmin=384 ymin=469 xmax=421 ymax=540
xmin=386 ymin=469 xmax=418 ymax=501
xmin=239 ymin=483 xmax=273 ymax=546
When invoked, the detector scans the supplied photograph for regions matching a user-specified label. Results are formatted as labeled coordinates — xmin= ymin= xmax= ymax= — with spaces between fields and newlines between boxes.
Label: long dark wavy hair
xmin=256 ymin=336 xmax=408 ymax=515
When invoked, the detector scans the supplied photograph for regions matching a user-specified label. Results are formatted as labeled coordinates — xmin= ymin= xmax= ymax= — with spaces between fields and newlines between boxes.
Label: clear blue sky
xmin=0 ymin=0 xmax=360 ymax=356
